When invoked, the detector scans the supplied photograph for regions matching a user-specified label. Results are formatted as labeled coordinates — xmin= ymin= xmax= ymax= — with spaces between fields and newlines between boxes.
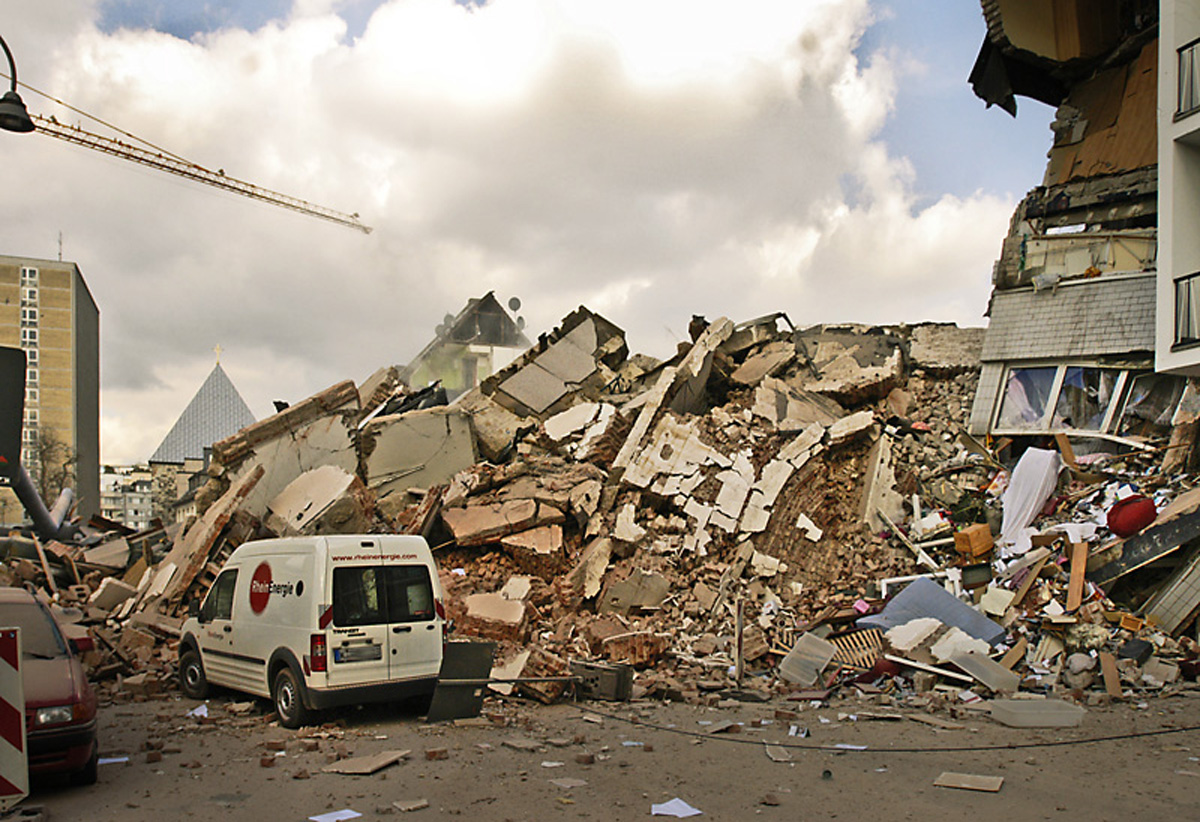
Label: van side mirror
xmin=69 ymin=636 xmax=95 ymax=654
xmin=188 ymin=599 xmax=201 ymax=619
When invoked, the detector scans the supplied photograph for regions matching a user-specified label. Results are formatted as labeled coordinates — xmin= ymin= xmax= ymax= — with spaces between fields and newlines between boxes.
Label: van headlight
xmin=35 ymin=705 xmax=75 ymax=727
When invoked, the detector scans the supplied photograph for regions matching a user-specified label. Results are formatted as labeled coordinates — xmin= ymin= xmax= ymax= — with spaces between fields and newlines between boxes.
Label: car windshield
xmin=0 ymin=601 xmax=68 ymax=659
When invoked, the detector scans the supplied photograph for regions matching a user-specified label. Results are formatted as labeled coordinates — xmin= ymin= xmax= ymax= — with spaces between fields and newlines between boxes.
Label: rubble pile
xmin=7 ymin=307 xmax=1200 ymax=719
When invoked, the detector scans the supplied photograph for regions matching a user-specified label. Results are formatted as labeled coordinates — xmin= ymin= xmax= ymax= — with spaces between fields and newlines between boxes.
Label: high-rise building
xmin=0 ymin=254 xmax=100 ymax=524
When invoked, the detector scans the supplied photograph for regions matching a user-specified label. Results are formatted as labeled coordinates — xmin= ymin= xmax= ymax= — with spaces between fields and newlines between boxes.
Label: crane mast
xmin=31 ymin=113 xmax=372 ymax=234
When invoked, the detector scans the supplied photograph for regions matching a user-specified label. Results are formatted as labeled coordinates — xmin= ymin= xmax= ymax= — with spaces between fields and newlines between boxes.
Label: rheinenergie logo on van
xmin=248 ymin=562 xmax=296 ymax=613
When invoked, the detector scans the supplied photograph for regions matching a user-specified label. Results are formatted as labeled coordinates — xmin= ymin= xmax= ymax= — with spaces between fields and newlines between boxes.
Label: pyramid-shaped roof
xmin=149 ymin=363 xmax=256 ymax=464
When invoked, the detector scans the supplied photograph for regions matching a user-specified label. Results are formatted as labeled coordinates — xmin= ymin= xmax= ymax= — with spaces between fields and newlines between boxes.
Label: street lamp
xmin=0 ymin=34 xmax=34 ymax=133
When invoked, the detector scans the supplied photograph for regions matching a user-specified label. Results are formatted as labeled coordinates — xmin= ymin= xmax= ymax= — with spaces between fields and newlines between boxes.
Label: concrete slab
xmin=443 ymin=499 xmax=566 ymax=546
xmin=363 ymin=407 xmax=477 ymax=497
xmin=828 ymin=410 xmax=876 ymax=446
xmin=500 ymin=524 xmax=564 ymax=556
xmin=623 ymin=415 xmax=729 ymax=489
xmin=89 ymin=577 xmax=138 ymax=611
xmin=858 ymin=434 xmax=904 ymax=531
xmin=265 ymin=465 xmax=371 ymax=536
xmin=536 ymin=335 xmax=598 ymax=384
xmin=909 ymin=325 xmax=985 ymax=374
xmin=599 ymin=569 xmax=670 ymax=615
xmin=455 ymin=389 xmax=528 ymax=463
xmin=776 ymin=423 xmax=827 ymax=464
xmin=544 ymin=402 xmax=601 ymax=442
xmin=498 ymin=362 xmax=568 ymax=416
xmin=499 ymin=575 xmax=534 ymax=601
xmin=613 ymin=504 xmax=647 ymax=543
xmin=731 ymin=341 xmax=795 ymax=386
xmin=461 ymin=592 xmax=527 ymax=641
xmin=567 ymin=537 xmax=615 ymax=599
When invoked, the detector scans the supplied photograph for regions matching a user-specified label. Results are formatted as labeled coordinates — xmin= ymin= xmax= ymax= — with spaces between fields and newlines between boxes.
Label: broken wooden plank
xmin=1099 ymin=651 xmax=1122 ymax=699
xmin=906 ymin=714 xmax=965 ymax=730
xmin=1000 ymin=636 xmax=1028 ymax=671
xmin=31 ymin=535 xmax=58 ymax=595
xmin=878 ymin=509 xmax=939 ymax=571
xmin=934 ymin=772 xmax=1003 ymax=792
xmin=883 ymin=654 xmax=973 ymax=684
xmin=1054 ymin=433 xmax=1078 ymax=470
xmin=1091 ymin=506 xmax=1200 ymax=587
xmin=322 ymin=750 xmax=411 ymax=775
xmin=1066 ymin=542 xmax=1088 ymax=612
xmin=1008 ymin=555 xmax=1050 ymax=613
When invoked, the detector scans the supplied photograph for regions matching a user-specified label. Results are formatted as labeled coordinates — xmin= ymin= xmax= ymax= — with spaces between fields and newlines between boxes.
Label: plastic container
xmin=989 ymin=698 xmax=1085 ymax=728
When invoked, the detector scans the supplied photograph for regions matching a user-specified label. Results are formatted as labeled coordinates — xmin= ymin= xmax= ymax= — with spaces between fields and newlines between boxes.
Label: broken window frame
xmin=1175 ymin=271 xmax=1200 ymax=349
xmin=991 ymin=362 xmax=1179 ymax=442
xmin=1179 ymin=37 xmax=1200 ymax=118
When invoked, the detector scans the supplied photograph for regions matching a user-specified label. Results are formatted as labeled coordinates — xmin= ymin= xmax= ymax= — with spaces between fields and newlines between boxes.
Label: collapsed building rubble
xmin=5 ymin=301 xmax=1200 ymax=727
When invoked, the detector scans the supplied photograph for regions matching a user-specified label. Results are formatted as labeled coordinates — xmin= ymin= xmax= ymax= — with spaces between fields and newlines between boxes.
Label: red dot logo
xmin=249 ymin=562 xmax=272 ymax=614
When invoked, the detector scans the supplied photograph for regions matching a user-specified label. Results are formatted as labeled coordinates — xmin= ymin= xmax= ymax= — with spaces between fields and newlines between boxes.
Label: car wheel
xmin=272 ymin=667 xmax=311 ymax=729
xmin=179 ymin=649 xmax=209 ymax=699
xmin=70 ymin=743 xmax=98 ymax=786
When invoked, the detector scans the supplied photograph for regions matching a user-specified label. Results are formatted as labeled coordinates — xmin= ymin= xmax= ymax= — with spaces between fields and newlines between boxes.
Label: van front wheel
xmin=272 ymin=667 xmax=311 ymax=729
xmin=179 ymin=649 xmax=209 ymax=699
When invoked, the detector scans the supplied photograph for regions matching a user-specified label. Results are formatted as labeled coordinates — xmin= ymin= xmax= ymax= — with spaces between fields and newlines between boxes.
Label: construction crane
xmin=31 ymin=114 xmax=372 ymax=234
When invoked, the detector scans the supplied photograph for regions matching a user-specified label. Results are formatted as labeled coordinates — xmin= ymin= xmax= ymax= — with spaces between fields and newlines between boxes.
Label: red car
xmin=0 ymin=587 xmax=98 ymax=785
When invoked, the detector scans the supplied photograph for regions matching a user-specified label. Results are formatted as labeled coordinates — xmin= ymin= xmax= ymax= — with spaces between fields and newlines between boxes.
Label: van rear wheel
xmin=272 ymin=667 xmax=311 ymax=729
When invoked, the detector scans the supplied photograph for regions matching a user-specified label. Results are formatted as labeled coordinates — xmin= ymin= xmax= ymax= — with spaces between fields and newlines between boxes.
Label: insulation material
xmin=1000 ymin=448 xmax=1062 ymax=555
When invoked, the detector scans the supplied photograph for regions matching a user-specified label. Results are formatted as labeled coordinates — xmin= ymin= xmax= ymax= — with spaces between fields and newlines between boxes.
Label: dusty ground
xmin=26 ymin=686 xmax=1200 ymax=822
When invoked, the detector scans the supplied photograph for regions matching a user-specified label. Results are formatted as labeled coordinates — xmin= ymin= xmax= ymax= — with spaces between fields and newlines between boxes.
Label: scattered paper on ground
xmin=651 ymin=797 xmax=703 ymax=817
xmin=309 ymin=811 xmax=363 ymax=822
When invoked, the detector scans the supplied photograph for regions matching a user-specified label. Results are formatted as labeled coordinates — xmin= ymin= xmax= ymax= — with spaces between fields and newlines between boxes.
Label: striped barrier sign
xmin=0 ymin=628 xmax=27 ymax=811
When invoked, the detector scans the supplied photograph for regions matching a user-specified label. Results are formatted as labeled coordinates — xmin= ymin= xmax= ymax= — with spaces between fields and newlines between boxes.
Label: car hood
xmin=21 ymin=655 xmax=85 ymax=708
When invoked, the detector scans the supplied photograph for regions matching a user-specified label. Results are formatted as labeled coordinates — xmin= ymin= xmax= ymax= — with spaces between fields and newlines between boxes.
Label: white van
xmin=178 ymin=534 xmax=446 ymax=728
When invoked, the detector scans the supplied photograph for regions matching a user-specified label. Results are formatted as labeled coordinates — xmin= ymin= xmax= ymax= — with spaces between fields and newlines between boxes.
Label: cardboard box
xmin=954 ymin=524 xmax=994 ymax=558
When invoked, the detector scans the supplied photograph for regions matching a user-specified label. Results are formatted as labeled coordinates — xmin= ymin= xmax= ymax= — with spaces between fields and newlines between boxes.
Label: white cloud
xmin=0 ymin=1 xmax=1015 ymax=464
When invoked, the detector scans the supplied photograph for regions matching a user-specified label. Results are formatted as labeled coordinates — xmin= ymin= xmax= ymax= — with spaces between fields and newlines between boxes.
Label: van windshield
xmin=332 ymin=566 xmax=435 ymax=627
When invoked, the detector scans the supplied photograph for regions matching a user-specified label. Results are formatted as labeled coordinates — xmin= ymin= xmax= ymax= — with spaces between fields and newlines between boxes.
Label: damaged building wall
xmin=967 ymin=2 xmax=1179 ymax=444
xmin=987 ymin=0 xmax=1123 ymax=63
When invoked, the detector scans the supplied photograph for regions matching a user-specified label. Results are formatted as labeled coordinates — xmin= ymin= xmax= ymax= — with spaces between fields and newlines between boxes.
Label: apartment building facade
xmin=1158 ymin=0 xmax=1200 ymax=375
xmin=0 ymin=254 xmax=100 ymax=523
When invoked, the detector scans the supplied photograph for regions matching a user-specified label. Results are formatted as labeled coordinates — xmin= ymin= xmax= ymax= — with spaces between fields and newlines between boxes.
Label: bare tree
xmin=29 ymin=428 xmax=76 ymax=505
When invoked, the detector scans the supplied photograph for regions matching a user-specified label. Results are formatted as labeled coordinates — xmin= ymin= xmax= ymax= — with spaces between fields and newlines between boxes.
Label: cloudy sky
xmin=1 ymin=1 xmax=1054 ymax=465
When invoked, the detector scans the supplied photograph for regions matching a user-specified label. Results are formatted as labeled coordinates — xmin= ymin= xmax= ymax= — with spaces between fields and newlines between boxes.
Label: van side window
xmin=203 ymin=569 xmax=238 ymax=621
xmin=332 ymin=567 xmax=385 ymax=627
xmin=384 ymin=566 xmax=434 ymax=623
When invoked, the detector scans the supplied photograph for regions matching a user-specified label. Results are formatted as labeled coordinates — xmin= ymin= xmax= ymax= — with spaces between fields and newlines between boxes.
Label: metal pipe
xmin=436 ymin=676 xmax=583 ymax=686
xmin=10 ymin=464 xmax=78 ymax=543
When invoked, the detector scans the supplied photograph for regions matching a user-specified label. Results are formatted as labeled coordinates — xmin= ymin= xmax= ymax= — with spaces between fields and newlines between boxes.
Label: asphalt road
xmin=24 ymin=686 xmax=1200 ymax=821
